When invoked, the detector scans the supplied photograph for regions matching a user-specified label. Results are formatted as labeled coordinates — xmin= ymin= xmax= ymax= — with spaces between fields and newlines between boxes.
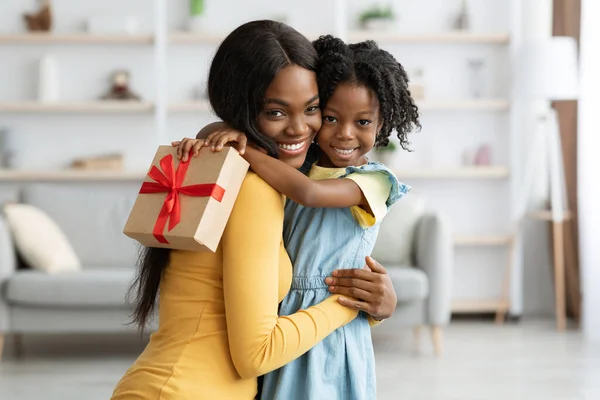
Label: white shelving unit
xmin=0 ymin=0 xmax=522 ymax=318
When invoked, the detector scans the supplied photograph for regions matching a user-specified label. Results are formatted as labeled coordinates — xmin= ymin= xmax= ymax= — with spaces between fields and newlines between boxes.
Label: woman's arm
xmin=222 ymin=173 xmax=358 ymax=379
xmin=243 ymin=147 xmax=367 ymax=209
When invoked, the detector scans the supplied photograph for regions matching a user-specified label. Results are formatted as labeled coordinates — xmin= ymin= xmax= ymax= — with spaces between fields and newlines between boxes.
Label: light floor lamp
xmin=516 ymin=37 xmax=579 ymax=331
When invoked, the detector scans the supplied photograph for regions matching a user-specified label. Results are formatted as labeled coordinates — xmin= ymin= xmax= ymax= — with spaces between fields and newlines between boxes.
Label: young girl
xmin=184 ymin=36 xmax=420 ymax=399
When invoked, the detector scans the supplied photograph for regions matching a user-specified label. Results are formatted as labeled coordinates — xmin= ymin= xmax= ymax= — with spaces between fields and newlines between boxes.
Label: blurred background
xmin=0 ymin=0 xmax=599 ymax=399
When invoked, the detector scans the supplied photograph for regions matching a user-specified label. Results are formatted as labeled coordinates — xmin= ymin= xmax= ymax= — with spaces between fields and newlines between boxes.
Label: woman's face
xmin=257 ymin=65 xmax=322 ymax=169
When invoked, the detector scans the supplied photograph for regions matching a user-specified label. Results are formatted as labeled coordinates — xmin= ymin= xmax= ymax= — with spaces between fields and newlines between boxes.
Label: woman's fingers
xmin=325 ymin=276 xmax=373 ymax=291
xmin=336 ymin=296 xmax=371 ymax=313
xmin=329 ymin=284 xmax=373 ymax=303
xmin=331 ymin=267 xmax=378 ymax=282
xmin=364 ymin=256 xmax=387 ymax=273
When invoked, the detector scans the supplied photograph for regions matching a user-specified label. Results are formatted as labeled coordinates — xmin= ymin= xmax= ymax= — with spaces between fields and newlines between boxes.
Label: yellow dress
xmin=111 ymin=172 xmax=358 ymax=400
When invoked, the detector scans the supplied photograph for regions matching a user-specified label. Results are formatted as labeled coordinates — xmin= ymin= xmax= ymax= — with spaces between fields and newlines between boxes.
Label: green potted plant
xmin=373 ymin=141 xmax=398 ymax=166
xmin=359 ymin=4 xmax=395 ymax=31
xmin=188 ymin=0 xmax=205 ymax=32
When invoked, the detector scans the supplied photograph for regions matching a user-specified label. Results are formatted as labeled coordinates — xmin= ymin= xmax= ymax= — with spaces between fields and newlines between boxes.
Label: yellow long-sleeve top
xmin=111 ymin=172 xmax=358 ymax=400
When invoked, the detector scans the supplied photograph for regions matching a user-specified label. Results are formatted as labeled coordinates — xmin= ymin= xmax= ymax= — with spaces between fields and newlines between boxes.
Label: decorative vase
xmin=38 ymin=54 xmax=60 ymax=103
xmin=453 ymin=0 xmax=471 ymax=31
xmin=409 ymin=67 xmax=425 ymax=100
xmin=468 ymin=59 xmax=486 ymax=99
xmin=0 ymin=128 xmax=13 ymax=169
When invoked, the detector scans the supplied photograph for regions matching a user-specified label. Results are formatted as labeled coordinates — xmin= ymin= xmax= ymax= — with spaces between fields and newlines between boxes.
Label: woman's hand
xmin=325 ymin=256 xmax=397 ymax=320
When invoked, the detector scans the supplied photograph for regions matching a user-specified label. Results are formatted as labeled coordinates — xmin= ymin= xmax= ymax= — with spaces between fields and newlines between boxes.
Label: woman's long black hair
xmin=128 ymin=20 xmax=318 ymax=331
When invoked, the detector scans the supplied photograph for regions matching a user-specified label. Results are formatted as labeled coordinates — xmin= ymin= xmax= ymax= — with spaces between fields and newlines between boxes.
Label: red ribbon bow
xmin=139 ymin=154 xmax=225 ymax=244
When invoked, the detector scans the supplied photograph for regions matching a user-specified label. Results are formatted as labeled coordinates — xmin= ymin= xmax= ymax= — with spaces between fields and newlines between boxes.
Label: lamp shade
xmin=518 ymin=36 xmax=579 ymax=101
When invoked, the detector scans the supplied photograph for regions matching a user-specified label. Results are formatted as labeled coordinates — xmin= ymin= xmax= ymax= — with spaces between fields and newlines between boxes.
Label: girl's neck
xmin=317 ymin=154 xmax=369 ymax=168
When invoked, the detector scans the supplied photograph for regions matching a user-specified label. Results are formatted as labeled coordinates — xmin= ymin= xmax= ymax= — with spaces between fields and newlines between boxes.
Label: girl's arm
xmin=243 ymin=147 xmax=368 ymax=209
xmin=222 ymin=173 xmax=358 ymax=379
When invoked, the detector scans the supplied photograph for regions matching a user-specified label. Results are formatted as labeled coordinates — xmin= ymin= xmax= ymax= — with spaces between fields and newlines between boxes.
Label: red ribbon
xmin=139 ymin=154 xmax=225 ymax=244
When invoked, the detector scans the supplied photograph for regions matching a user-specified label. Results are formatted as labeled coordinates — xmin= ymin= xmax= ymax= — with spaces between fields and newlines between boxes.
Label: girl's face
xmin=317 ymin=83 xmax=380 ymax=168
xmin=257 ymin=65 xmax=322 ymax=169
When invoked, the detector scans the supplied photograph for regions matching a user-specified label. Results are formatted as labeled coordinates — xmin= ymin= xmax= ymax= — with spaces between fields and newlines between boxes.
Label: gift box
xmin=124 ymin=145 xmax=249 ymax=252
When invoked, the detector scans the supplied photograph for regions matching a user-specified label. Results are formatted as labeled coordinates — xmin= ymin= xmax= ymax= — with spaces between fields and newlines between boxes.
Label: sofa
xmin=0 ymin=182 xmax=453 ymax=359
xmin=0 ymin=182 xmax=143 ymax=359
xmin=371 ymin=195 xmax=454 ymax=355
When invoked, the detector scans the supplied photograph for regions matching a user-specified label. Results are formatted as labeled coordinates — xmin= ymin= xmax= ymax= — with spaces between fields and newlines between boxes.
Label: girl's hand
xmin=205 ymin=130 xmax=248 ymax=155
xmin=325 ymin=256 xmax=397 ymax=320
xmin=171 ymin=138 xmax=207 ymax=162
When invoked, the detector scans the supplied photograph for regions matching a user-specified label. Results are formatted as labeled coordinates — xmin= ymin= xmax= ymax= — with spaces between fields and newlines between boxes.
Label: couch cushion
xmin=22 ymin=183 xmax=141 ymax=268
xmin=372 ymin=195 xmax=425 ymax=266
xmin=3 ymin=203 xmax=82 ymax=273
xmin=5 ymin=269 xmax=134 ymax=308
xmin=387 ymin=265 xmax=429 ymax=302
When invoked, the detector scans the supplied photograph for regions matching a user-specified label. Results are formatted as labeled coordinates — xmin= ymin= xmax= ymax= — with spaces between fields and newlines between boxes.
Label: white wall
xmin=579 ymin=0 xmax=600 ymax=342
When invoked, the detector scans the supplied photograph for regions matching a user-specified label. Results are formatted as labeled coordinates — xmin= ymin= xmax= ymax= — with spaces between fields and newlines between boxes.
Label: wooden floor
xmin=1 ymin=319 xmax=599 ymax=400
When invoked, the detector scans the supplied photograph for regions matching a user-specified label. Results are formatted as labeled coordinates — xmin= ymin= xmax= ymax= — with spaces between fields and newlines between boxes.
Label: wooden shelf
xmin=527 ymin=210 xmax=573 ymax=221
xmin=454 ymin=234 xmax=513 ymax=246
xmin=0 ymin=170 xmax=146 ymax=182
xmin=169 ymin=32 xmax=322 ymax=44
xmin=417 ymin=99 xmax=510 ymax=111
xmin=452 ymin=298 xmax=510 ymax=313
xmin=0 ymin=101 xmax=154 ymax=113
xmin=395 ymin=166 xmax=509 ymax=179
xmin=348 ymin=31 xmax=510 ymax=44
xmin=169 ymin=32 xmax=224 ymax=44
xmin=0 ymin=33 xmax=154 ymax=45
xmin=169 ymin=101 xmax=211 ymax=112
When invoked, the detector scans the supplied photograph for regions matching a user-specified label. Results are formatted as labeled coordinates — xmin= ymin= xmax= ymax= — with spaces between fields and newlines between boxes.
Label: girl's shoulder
xmin=341 ymin=161 xmax=411 ymax=207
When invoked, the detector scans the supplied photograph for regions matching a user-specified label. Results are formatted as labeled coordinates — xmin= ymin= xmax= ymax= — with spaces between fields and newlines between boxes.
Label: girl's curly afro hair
xmin=313 ymin=35 xmax=421 ymax=150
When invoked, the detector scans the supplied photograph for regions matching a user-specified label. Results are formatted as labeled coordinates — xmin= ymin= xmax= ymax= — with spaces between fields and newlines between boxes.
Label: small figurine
xmin=474 ymin=144 xmax=491 ymax=166
xmin=101 ymin=70 xmax=141 ymax=101
xmin=23 ymin=0 xmax=52 ymax=32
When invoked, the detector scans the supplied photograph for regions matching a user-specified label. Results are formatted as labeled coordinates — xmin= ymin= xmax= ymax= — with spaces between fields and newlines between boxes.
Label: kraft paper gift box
xmin=124 ymin=145 xmax=249 ymax=252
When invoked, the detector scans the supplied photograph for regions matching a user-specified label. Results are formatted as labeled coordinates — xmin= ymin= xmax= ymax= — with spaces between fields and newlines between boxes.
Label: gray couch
xmin=0 ymin=182 xmax=142 ymax=359
xmin=371 ymin=195 xmax=454 ymax=356
xmin=0 ymin=182 xmax=453 ymax=359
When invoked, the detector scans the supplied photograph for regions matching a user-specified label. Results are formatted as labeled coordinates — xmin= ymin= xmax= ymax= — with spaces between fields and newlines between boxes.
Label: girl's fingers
xmin=238 ymin=136 xmax=248 ymax=155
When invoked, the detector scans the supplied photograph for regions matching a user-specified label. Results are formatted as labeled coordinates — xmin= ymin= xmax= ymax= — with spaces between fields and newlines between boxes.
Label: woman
xmin=111 ymin=20 xmax=396 ymax=400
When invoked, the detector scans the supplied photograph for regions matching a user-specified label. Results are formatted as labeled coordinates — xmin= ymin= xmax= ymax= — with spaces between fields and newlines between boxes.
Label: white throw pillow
xmin=3 ymin=203 xmax=81 ymax=273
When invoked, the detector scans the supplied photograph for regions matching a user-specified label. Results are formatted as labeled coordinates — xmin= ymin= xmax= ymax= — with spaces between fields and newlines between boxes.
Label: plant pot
xmin=375 ymin=151 xmax=397 ymax=168
xmin=188 ymin=15 xmax=206 ymax=33
xmin=361 ymin=18 xmax=394 ymax=31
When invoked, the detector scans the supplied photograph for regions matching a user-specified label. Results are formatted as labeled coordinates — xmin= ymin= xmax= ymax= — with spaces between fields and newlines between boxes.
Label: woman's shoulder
xmin=238 ymin=171 xmax=283 ymax=203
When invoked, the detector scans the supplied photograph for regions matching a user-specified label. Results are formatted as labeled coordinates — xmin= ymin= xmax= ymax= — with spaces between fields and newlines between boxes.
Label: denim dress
xmin=259 ymin=161 xmax=409 ymax=400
